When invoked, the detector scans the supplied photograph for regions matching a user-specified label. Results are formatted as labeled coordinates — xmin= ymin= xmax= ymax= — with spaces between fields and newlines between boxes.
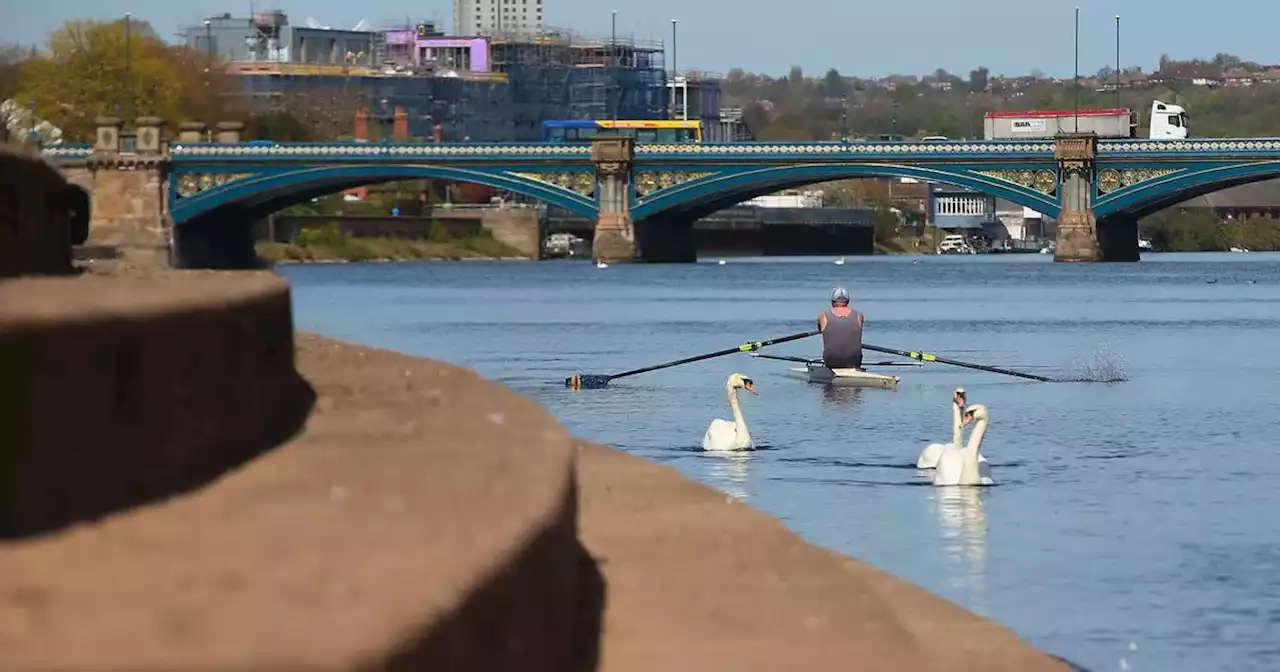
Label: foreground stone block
xmin=0 ymin=272 xmax=310 ymax=537
xmin=0 ymin=321 xmax=581 ymax=670
xmin=0 ymin=146 xmax=90 ymax=277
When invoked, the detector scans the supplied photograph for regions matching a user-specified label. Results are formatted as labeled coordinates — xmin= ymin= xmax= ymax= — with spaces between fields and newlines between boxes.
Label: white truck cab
xmin=1149 ymin=100 xmax=1188 ymax=139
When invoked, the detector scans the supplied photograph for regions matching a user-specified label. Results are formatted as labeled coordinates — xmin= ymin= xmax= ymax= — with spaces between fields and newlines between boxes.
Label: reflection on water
xmin=934 ymin=487 xmax=989 ymax=615
xmin=705 ymin=451 xmax=752 ymax=501
xmin=821 ymin=384 xmax=865 ymax=408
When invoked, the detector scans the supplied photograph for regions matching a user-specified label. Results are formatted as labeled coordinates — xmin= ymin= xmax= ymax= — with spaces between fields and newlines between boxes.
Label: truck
xmin=983 ymin=100 xmax=1188 ymax=140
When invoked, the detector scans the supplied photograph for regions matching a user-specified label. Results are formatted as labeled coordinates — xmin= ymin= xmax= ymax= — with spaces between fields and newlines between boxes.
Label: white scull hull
xmin=786 ymin=364 xmax=900 ymax=390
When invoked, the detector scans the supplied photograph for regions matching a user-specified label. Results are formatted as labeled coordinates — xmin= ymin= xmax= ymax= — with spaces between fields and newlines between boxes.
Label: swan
xmin=701 ymin=373 xmax=757 ymax=451
xmin=934 ymin=404 xmax=993 ymax=486
xmin=917 ymin=387 xmax=966 ymax=469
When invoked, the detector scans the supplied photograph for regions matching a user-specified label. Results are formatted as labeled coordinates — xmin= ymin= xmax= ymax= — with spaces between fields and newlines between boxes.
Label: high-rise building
xmin=452 ymin=0 xmax=543 ymax=37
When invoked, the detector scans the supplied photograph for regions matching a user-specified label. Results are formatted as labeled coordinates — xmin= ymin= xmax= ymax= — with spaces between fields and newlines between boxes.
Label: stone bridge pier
xmin=59 ymin=117 xmax=172 ymax=267
xmin=1053 ymin=133 xmax=1139 ymax=263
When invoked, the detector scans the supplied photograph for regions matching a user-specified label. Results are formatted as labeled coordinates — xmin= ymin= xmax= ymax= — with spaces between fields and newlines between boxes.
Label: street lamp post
xmin=1115 ymin=14 xmax=1122 ymax=109
xmin=205 ymin=20 xmax=213 ymax=139
xmin=1073 ymin=5 xmax=1080 ymax=132
xmin=891 ymin=101 xmax=899 ymax=137
xmin=123 ymin=13 xmax=132 ymax=121
xmin=616 ymin=10 xmax=622 ymax=120
xmin=670 ymin=19 xmax=677 ymax=121
xmin=839 ymin=93 xmax=848 ymax=142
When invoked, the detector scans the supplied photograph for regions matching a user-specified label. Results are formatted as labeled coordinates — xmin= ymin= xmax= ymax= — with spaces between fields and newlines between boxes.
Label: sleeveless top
xmin=821 ymin=308 xmax=863 ymax=362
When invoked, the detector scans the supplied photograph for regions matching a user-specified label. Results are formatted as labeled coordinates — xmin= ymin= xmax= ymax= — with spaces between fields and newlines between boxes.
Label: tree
xmin=16 ymin=19 xmax=241 ymax=141
xmin=822 ymin=68 xmax=847 ymax=97
xmin=0 ymin=44 xmax=25 ymax=142
xmin=165 ymin=44 xmax=248 ymax=128
xmin=968 ymin=66 xmax=989 ymax=93
xmin=245 ymin=110 xmax=317 ymax=141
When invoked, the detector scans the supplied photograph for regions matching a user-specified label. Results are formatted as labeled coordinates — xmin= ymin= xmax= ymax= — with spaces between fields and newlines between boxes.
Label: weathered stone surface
xmin=593 ymin=212 xmax=636 ymax=262
xmin=60 ymin=166 xmax=169 ymax=266
xmin=1054 ymin=211 xmax=1100 ymax=262
xmin=0 ymin=272 xmax=310 ymax=537
xmin=0 ymin=146 xmax=88 ymax=277
xmin=479 ymin=208 xmax=540 ymax=258
xmin=0 ymin=288 xmax=580 ymax=669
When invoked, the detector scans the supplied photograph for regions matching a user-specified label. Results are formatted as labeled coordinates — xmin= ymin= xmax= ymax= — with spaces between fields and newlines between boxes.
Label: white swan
xmin=701 ymin=373 xmax=757 ymax=451
xmin=934 ymin=404 xmax=993 ymax=486
xmin=917 ymin=387 xmax=966 ymax=469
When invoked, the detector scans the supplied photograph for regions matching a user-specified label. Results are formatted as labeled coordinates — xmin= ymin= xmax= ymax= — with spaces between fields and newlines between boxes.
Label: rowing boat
xmin=786 ymin=363 xmax=900 ymax=389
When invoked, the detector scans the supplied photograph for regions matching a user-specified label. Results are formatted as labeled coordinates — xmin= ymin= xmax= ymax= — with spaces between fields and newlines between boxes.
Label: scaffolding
xmin=487 ymin=27 xmax=668 ymax=127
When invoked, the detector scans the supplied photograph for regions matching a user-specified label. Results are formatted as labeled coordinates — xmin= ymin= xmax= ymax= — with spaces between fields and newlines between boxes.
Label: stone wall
xmin=477 ymin=208 xmax=541 ymax=258
xmin=0 ymin=269 xmax=1076 ymax=671
xmin=61 ymin=164 xmax=169 ymax=267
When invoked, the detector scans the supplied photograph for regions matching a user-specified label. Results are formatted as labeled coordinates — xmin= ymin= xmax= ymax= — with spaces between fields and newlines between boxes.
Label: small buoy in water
xmin=834 ymin=257 xmax=845 ymax=265
xmin=718 ymin=259 xmax=726 ymax=265
xmin=596 ymin=261 xmax=608 ymax=269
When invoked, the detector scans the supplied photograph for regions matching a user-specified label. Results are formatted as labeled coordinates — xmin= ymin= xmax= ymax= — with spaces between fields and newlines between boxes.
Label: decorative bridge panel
xmin=507 ymin=170 xmax=596 ymax=198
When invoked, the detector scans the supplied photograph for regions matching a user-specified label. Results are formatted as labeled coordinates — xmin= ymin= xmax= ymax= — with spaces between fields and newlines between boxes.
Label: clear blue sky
xmin=3 ymin=0 xmax=1271 ymax=78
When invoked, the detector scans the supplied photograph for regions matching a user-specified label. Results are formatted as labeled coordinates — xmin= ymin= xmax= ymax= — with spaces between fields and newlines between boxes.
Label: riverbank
xmin=256 ymin=222 xmax=531 ymax=263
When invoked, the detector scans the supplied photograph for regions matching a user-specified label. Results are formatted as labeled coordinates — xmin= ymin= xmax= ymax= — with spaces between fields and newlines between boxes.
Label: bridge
xmin=41 ymin=117 xmax=1280 ymax=266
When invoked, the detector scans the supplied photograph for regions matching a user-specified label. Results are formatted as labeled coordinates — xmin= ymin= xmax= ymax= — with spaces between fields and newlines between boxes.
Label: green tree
xmin=822 ymin=68 xmax=847 ymax=97
xmin=246 ymin=110 xmax=317 ymax=141
xmin=968 ymin=67 xmax=989 ymax=93
xmin=16 ymin=19 xmax=244 ymax=141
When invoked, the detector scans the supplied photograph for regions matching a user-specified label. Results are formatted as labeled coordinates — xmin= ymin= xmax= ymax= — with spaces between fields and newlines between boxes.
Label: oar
xmin=748 ymin=353 xmax=921 ymax=367
xmin=862 ymin=343 xmax=1053 ymax=382
xmin=565 ymin=330 xmax=818 ymax=390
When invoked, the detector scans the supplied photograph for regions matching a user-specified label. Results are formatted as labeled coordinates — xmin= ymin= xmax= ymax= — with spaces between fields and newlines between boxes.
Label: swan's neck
xmin=951 ymin=402 xmax=962 ymax=448
xmin=727 ymin=386 xmax=751 ymax=443
xmin=960 ymin=418 xmax=987 ymax=480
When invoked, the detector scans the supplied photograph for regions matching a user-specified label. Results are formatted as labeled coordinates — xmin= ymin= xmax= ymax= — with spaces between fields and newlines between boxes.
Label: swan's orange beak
xmin=961 ymin=411 xmax=975 ymax=426
xmin=743 ymin=381 xmax=758 ymax=395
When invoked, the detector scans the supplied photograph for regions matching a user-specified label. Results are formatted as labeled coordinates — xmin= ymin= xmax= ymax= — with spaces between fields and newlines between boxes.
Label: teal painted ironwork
xmin=39 ymin=136 xmax=1280 ymax=227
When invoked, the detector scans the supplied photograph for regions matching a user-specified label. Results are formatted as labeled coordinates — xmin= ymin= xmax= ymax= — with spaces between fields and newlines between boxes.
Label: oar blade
xmin=565 ymin=374 xmax=611 ymax=390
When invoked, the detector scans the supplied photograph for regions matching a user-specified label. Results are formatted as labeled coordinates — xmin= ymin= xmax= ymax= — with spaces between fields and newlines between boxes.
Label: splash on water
xmin=1060 ymin=344 xmax=1129 ymax=383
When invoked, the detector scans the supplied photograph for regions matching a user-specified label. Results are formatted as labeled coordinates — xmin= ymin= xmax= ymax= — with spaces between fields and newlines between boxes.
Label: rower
xmin=817 ymin=286 xmax=865 ymax=370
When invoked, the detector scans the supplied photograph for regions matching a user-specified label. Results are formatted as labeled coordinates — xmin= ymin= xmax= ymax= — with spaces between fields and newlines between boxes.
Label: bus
xmin=540 ymin=120 xmax=702 ymax=144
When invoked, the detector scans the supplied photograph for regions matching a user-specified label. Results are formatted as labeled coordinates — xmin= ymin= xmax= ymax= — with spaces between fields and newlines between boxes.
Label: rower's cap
xmin=830 ymin=286 xmax=850 ymax=304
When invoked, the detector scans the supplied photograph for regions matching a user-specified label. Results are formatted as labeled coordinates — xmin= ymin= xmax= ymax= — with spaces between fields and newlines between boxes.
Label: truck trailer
xmin=983 ymin=100 xmax=1188 ymax=140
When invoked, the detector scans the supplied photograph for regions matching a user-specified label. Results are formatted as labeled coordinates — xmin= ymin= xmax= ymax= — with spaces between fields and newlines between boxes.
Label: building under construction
xmin=485 ymin=29 xmax=668 ymax=134
xmin=182 ymin=12 xmax=712 ymax=142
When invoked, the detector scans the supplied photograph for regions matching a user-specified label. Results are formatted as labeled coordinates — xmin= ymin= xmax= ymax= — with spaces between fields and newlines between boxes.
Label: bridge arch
xmin=1095 ymin=161 xmax=1280 ymax=220
xmin=169 ymin=164 xmax=600 ymax=225
xmin=630 ymin=163 xmax=1062 ymax=222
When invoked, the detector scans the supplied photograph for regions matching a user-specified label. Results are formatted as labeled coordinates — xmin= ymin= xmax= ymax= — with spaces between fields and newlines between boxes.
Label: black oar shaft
xmin=749 ymin=353 xmax=819 ymax=364
xmin=566 ymin=330 xmax=819 ymax=389
xmin=609 ymin=330 xmax=818 ymax=380
xmin=862 ymin=343 xmax=1052 ymax=382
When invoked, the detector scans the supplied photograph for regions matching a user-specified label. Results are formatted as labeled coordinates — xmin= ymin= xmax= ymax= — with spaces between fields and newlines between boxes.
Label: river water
xmin=279 ymin=252 xmax=1280 ymax=672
